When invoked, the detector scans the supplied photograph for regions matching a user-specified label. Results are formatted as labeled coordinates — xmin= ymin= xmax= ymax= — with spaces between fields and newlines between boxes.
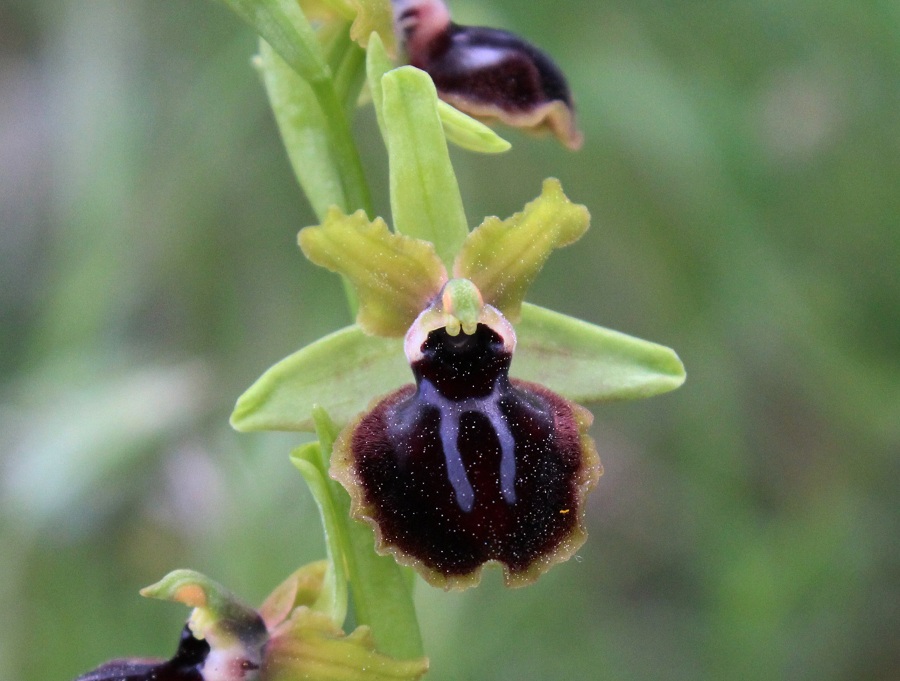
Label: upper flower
xmin=391 ymin=0 xmax=584 ymax=149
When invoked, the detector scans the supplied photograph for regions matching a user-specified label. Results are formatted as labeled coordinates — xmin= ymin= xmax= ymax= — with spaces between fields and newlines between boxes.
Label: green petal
xmin=230 ymin=325 xmax=407 ymax=433
xmin=298 ymin=208 xmax=447 ymax=336
xmin=454 ymin=178 xmax=589 ymax=321
xmin=437 ymin=100 xmax=512 ymax=154
xmin=382 ymin=66 xmax=469 ymax=267
xmin=512 ymin=303 xmax=686 ymax=402
xmin=264 ymin=608 xmax=428 ymax=681
xmin=216 ymin=0 xmax=329 ymax=84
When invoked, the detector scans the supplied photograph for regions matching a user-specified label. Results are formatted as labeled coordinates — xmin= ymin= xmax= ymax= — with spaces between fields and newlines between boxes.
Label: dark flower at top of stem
xmin=391 ymin=0 xmax=584 ymax=149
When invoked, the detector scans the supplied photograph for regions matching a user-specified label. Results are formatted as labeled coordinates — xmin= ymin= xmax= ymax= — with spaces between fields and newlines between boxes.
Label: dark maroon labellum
xmin=74 ymin=625 xmax=209 ymax=681
xmin=335 ymin=323 xmax=600 ymax=588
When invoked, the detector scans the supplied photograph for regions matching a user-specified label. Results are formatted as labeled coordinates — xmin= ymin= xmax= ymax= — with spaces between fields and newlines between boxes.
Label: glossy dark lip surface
xmin=333 ymin=325 xmax=601 ymax=589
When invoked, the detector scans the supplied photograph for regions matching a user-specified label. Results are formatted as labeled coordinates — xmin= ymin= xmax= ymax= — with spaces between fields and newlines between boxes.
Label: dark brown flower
xmin=391 ymin=0 xmax=584 ymax=149
xmin=331 ymin=288 xmax=601 ymax=589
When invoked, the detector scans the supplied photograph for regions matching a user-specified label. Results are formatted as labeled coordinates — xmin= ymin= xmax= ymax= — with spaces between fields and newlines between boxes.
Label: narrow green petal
xmin=291 ymin=444 xmax=349 ymax=626
xmin=512 ymin=303 xmax=686 ymax=402
xmin=230 ymin=326 xmax=407 ymax=433
xmin=216 ymin=0 xmax=329 ymax=84
xmin=258 ymin=41 xmax=347 ymax=220
xmin=437 ymin=101 xmax=512 ymax=154
xmin=382 ymin=66 xmax=469 ymax=267
xmin=454 ymin=178 xmax=589 ymax=321
xmin=299 ymin=209 xmax=447 ymax=336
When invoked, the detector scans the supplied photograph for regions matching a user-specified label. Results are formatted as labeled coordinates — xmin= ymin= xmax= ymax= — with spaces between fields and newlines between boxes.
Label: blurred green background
xmin=1 ymin=0 xmax=898 ymax=679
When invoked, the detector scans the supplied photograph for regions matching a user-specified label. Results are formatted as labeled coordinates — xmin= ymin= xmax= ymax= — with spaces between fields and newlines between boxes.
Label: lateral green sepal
xmin=230 ymin=325 xmax=407 ymax=433
xmin=512 ymin=303 xmax=686 ymax=402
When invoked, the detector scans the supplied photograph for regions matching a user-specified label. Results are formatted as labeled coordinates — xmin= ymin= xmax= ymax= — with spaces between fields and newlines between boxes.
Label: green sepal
xmin=216 ymin=0 xmax=329 ymax=84
xmin=230 ymin=325 xmax=407 ymax=433
xmin=514 ymin=303 xmax=686 ymax=402
xmin=454 ymin=178 xmax=589 ymax=321
xmin=382 ymin=66 xmax=469 ymax=267
xmin=264 ymin=607 xmax=428 ymax=681
xmin=437 ymin=100 xmax=512 ymax=154
xmin=230 ymin=305 xmax=683 ymax=434
xmin=298 ymin=208 xmax=447 ymax=335
xmin=290 ymin=443 xmax=349 ymax=626
xmin=140 ymin=569 xmax=266 ymax=649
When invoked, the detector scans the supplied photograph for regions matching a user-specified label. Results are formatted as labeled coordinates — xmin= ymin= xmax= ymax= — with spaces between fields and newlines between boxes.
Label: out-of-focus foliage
xmin=0 ymin=1 xmax=897 ymax=680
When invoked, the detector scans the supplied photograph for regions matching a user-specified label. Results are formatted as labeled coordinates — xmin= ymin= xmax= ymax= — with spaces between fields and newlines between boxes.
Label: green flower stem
xmin=310 ymin=78 xmax=373 ymax=216
xmin=217 ymin=0 xmax=372 ymax=213
xmin=311 ymin=408 xmax=424 ymax=660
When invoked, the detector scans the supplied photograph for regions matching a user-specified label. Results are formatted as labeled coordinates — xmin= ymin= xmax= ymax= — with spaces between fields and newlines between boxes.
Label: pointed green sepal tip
xmin=299 ymin=208 xmax=448 ymax=336
xmin=454 ymin=178 xmax=589 ymax=321
xmin=140 ymin=569 xmax=266 ymax=648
